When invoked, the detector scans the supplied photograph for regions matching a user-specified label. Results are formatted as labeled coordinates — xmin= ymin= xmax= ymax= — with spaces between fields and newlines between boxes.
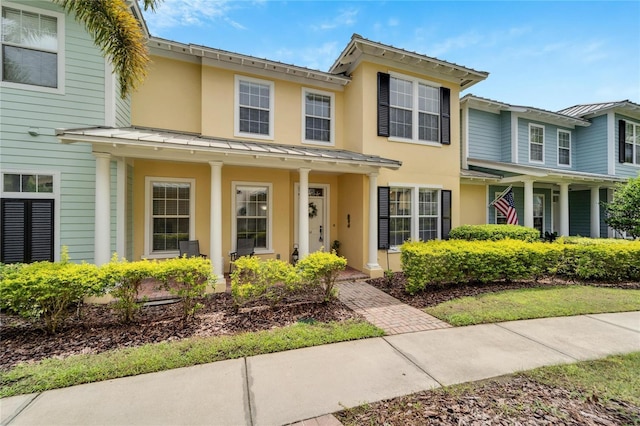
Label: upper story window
xmin=235 ymin=75 xmax=274 ymax=140
xmin=558 ymin=130 xmax=571 ymax=166
xmin=377 ymin=72 xmax=451 ymax=146
xmin=621 ymin=120 xmax=640 ymax=165
xmin=302 ymin=88 xmax=334 ymax=145
xmin=1 ymin=4 xmax=64 ymax=92
xmin=529 ymin=124 xmax=544 ymax=163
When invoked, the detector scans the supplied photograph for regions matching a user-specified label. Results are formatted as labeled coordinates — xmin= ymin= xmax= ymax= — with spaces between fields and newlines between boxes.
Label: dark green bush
xmin=449 ymin=224 xmax=540 ymax=242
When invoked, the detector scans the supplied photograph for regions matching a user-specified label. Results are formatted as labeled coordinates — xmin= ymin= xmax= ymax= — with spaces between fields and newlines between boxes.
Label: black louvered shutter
xmin=440 ymin=87 xmax=451 ymax=145
xmin=441 ymin=190 xmax=452 ymax=240
xmin=377 ymin=72 xmax=390 ymax=137
xmin=619 ymin=120 xmax=626 ymax=163
xmin=1 ymin=199 xmax=54 ymax=263
xmin=378 ymin=186 xmax=390 ymax=249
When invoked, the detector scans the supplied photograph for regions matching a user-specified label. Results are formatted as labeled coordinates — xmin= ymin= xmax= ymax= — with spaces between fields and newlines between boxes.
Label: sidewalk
xmin=2 ymin=310 xmax=638 ymax=425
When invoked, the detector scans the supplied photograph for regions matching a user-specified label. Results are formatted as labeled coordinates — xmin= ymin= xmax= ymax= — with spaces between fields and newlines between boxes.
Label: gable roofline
xmin=461 ymin=94 xmax=591 ymax=128
xmin=126 ymin=0 xmax=150 ymax=38
xmin=558 ymin=100 xmax=640 ymax=119
xmin=147 ymin=36 xmax=351 ymax=88
xmin=329 ymin=34 xmax=488 ymax=90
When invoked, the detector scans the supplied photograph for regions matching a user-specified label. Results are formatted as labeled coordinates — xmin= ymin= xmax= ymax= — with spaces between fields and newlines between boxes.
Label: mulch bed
xmin=335 ymin=375 xmax=640 ymax=425
xmin=0 ymin=293 xmax=358 ymax=370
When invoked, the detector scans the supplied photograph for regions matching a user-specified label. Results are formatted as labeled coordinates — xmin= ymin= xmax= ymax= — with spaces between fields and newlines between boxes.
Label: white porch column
xmin=94 ymin=153 xmax=111 ymax=265
xmin=523 ymin=180 xmax=534 ymax=229
xmin=590 ymin=186 xmax=601 ymax=238
xmin=298 ymin=168 xmax=310 ymax=259
xmin=366 ymin=173 xmax=381 ymax=270
xmin=559 ymin=183 xmax=569 ymax=236
xmin=209 ymin=161 xmax=224 ymax=287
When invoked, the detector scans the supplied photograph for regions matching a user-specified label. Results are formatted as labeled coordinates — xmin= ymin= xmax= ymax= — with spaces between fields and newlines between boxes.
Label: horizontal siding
xmin=517 ymin=118 xmax=575 ymax=170
xmin=614 ymin=113 xmax=640 ymax=178
xmin=468 ymin=109 xmax=502 ymax=160
xmin=599 ymin=188 xmax=608 ymax=238
xmin=569 ymin=190 xmax=590 ymax=236
xmin=575 ymin=115 xmax=608 ymax=174
xmin=500 ymin=112 xmax=511 ymax=162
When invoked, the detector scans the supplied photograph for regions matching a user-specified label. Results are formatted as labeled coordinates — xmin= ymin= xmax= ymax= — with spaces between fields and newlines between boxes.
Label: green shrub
xmin=230 ymin=256 xmax=300 ymax=309
xmin=296 ymin=251 xmax=347 ymax=302
xmin=401 ymin=239 xmax=640 ymax=294
xmin=156 ymin=257 xmax=213 ymax=322
xmin=449 ymin=224 xmax=540 ymax=242
xmin=100 ymin=255 xmax=163 ymax=323
xmin=0 ymin=250 xmax=103 ymax=334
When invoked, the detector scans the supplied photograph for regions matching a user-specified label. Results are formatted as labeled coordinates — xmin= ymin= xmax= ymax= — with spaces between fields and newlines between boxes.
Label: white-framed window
xmin=389 ymin=185 xmax=441 ymax=247
xmin=623 ymin=120 xmax=640 ymax=164
xmin=235 ymin=75 xmax=274 ymax=140
xmin=557 ymin=130 xmax=571 ymax=166
xmin=3 ymin=172 xmax=53 ymax=194
xmin=529 ymin=124 xmax=545 ymax=163
xmin=232 ymin=182 xmax=272 ymax=253
xmin=1 ymin=3 xmax=64 ymax=93
xmin=302 ymin=88 xmax=334 ymax=145
xmin=533 ymin=193 xmax=544 ymax=234
xmin=389 ymin=73 xmax=440 ymax=144
xmin=144 ymin=177 xmax=195 ymax=257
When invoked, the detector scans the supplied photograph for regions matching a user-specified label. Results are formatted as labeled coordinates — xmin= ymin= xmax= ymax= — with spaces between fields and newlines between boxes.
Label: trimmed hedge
xmin=401 ymin=239 xmax=640 ymax=294
xmin=449 ymin=224 xmax=540 ymax=242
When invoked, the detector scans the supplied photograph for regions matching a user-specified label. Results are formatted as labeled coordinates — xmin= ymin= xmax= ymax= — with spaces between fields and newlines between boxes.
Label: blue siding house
xmin=0 ymin=0 xmax=137 ymax=263
xmin=461 ymin=95 xmax=640 ymax=238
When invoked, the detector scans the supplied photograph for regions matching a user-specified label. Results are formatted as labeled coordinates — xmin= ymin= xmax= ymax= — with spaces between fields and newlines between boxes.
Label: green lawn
xmin=425 ymin=285 xmax=640 ymax=326
xmin=0 ymin=320 xmax=383 ymax=398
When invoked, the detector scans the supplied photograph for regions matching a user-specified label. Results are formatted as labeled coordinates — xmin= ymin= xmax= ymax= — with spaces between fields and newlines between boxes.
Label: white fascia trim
xmin=231 ymin=181 xmax=274 ymax=254
xmin=234 ymin=75 xmax=275 ymax=141
xmin=143 ymin=176 xmax=196 ymax=259
xmin=104 ymin=59 xmax=116 ymax=127
xmin=556 ymin=129 xmax=572 ymax=168
xmin=301 ymin=87 xmax=336 ymax=146
xmin=528 ymin=123 xmax=545 ymax=165
xmin=511 ymin=112 xmax=519 ymax=163
xmin=607 ymin=112 xmax=615 ymax=175
xmin=0 ymin=2 xmax=65 ymax=95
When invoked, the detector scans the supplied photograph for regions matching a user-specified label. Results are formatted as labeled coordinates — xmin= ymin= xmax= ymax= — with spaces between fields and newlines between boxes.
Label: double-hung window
xmin=378 ymin=72 xmax=451 ymax=145
xmin=558 ymin=130 xmax=571 ymax=166
xmin=529 ymin=124 xmax=544 ymax=163
xmin=302 ymin=88 xmax=334 ymax=145
xmin=235 ymin=75 xmax=274 ymax=139
xmin=379 ymin=186 xmax=451 ymax=249
xmin=1 ymin=4 xmax=63 ymax=91
xmin=145 ymin=178 xmax=194 ymax=257
xmin=233 ymin=183 xmax=271 ymax=252
xmin=620 ymin=120 xmax=640 ymax=165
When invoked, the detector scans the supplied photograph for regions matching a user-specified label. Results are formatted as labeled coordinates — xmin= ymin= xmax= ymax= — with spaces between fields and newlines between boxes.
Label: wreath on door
xmin=308 ymin=202 xmax=318 ymax=218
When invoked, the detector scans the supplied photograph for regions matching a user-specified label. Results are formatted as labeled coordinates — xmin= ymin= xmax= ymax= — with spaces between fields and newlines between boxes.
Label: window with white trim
xmin=558 ymin=130 xmax=571 ymax=166
xmin=624 ymin=121 xmax=640 ymax=164
xmin=389 ymin=187 xmax=412 ymax=246
xmin=418 ymin=188 xmax=438 ymax=241
xmin=390 ymin=74 xmax=440 ymax=143
xmin=146 ymin=179 xmax=194 ymax=255
xmin=235 ymin=75 xmax=274 ymax=139
xmin=529 ymin=124 xmax=544 ymax=163
xmin=533 ymin=193 xmax=544 ymax=234
xmin=233 ymin=183 xmax=271 ymax=251
xmin=389 ymin=186 xmax=441 ymax=247
xmin=3 ymin=172 xmax=53 ymax=193
xmin=1 ymin=4 xmax=63 ymax=90
xmin=302 ymin=88 xmax=334 ymax=144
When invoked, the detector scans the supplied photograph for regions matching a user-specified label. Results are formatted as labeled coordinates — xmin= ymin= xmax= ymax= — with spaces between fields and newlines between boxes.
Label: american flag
xmin=493 ymin=188 xmax=519 ymax=225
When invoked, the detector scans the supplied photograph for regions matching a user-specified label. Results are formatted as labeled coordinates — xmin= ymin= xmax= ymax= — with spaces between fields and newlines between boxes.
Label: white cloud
xmin=270 ymin=42 xmax=340 ymax=71
xmin=144 ymin=0 xmax=241 ymax=30
xmin=311 ymin=8 xmax=358 ymax=31
xmin=387 ymin=18 xmax=399 ymax=27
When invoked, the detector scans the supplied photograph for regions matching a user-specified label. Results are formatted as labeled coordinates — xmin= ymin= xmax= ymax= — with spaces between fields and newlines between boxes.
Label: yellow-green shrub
xmin=230 ymin=256 xmax=300 ymax=309
xmin=556 ymin=242 xmax=640 ymax=281
xmin=296 ymin=251 xmax=347 ymax=302
xmin=449 ymin=224 xmax=540 ymax=242
xmin=156 ymin=256 xmax=212 ymax=322
xmin=0 ymin=251 xmax=103 ymax=333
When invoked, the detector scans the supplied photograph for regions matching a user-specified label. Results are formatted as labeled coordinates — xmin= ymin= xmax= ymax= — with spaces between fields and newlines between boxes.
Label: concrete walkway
xmin=338 ymin=281 xmax=451 ymax=334
xmin=2 ymin=310 xmax=638 ymax=426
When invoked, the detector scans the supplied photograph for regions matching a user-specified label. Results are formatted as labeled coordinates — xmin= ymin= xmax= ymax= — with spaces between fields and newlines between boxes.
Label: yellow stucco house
xmin=58 ymin=34 xmax=488 ymax=289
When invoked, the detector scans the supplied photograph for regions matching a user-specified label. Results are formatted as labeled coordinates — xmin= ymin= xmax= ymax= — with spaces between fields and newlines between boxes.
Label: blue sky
xmin=142 ymin=1 xmax=640 ymax=112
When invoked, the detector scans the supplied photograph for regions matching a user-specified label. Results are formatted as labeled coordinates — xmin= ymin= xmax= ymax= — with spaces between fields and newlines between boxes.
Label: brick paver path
xmin=338 ymin=281 xmax=451 ymax=335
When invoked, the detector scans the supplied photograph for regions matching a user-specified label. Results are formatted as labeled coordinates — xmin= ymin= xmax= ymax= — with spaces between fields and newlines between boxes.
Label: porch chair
xmin=179 ymin=240 xmax=207 ymax=258
xmin=229 ymin=238 xmax=255 ymax=274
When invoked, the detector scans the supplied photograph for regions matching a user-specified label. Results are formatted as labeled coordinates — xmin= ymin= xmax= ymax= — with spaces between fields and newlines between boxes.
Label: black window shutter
xmin=377 ymin=72 xmax=390 ymax=137
xmin=619 ymin=120 xmax=626 ymax=163
xmin=440 ymin=87 xmax=451 ymax=145
xmin=441 ymin=190 xmax=452 ymax=239
xmin=378 ymin=186 xmax=390 ymax=249
xmin=1 ymin=199 xmax=54 ymax=263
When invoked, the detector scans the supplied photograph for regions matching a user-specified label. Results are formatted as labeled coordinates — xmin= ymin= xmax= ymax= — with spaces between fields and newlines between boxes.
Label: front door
xmin=308 ymin=194 xmax=325 ymax=253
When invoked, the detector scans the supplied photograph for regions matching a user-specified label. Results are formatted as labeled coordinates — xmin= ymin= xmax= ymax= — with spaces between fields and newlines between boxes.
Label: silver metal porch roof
xmin=58 ymin=127 xmax=402 ymax=171
xmin=559 ymin=100 xmax=640 ymax=118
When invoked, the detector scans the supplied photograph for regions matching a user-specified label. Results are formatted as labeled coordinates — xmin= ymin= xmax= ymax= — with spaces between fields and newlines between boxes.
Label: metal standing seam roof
xmin=58 ymin=127 xmax=403 ymax=169
xmin=558 ymin=100 xmax=640 ymax=118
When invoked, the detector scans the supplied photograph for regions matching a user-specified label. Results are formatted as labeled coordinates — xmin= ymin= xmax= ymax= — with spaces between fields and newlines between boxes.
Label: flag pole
xmin=488 ymin=185 xmax=513 ymax=207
